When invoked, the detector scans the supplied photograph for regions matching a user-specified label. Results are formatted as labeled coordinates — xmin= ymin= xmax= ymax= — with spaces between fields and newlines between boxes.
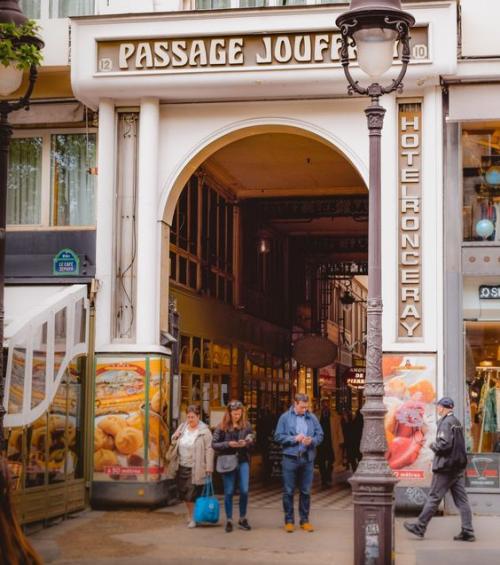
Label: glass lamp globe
xmin=0 ymin=63 xmax=23 ymax=96
xmin=476 ymin=218 xmax=495 ymax=239
xmin=353 ymin=27 xmax=398 ymax=79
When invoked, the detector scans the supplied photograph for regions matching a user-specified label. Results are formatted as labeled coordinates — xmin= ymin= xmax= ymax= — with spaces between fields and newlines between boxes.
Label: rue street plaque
xmin=53 ymin=248 xmax=80 ymax=276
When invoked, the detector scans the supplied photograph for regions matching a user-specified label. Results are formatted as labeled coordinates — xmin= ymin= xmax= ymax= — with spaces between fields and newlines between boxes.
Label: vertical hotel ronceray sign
xmin=398 ymin=101 xmax=423 ymax=339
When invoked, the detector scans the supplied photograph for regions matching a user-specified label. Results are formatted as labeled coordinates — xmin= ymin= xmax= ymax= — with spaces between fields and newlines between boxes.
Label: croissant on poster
xmin=98 ymin=415 xmax=128 ymax=436
xmin=94 ymin=427 xmax=114 ymax=451
xmin=115 ymin=427 xmax=144 ymax=455
xmin=94 ymin=448 xmax=118 ymax=472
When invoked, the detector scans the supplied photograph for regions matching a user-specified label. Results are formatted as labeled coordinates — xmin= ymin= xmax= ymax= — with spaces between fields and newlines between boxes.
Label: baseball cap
xmin=436 ymin=397 xmax=454 ymax=409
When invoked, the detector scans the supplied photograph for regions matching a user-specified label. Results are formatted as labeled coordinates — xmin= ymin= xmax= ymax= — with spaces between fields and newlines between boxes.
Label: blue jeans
xmin=282 ymin=455 xmax=314 ymax=524
xmin=222 ymin=461 xmax=249 ymax=521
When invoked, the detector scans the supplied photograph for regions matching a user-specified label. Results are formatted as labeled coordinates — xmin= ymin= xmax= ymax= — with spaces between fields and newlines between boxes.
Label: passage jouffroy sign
xmin=96 ymin=27 xmax=428 ymax=74
xmin=398 ymin=101 xmax=423 ymax=340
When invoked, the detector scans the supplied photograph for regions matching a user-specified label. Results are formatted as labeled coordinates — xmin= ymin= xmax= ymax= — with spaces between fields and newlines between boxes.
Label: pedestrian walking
xmin=274 ymin=393 xmax=324 ymax=533
xmin=166 ymin=404 xmax=214 ymax=528
xmin=341 ymin=411 xmax=358 ymax=472
xmin=1 ymin=458 xmax=43 ymax=565
xmin=316 ymin=399 xmax=334 ymax=487
xmin=404 ymin=397 xmax=475 ymax=541
xmin=212 ymin=400 xmax=254 ymax=533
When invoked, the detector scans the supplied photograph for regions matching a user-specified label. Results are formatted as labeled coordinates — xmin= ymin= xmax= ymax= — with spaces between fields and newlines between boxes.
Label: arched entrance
xmin=160 ymin=124 xmax=368 ymax=486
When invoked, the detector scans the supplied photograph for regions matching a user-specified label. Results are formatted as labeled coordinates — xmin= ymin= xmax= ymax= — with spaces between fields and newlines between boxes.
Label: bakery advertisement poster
xmin=383 ymin=354 xmax=437 ymax=487
xmin=93 ymin=355 xmax=170 ymax=482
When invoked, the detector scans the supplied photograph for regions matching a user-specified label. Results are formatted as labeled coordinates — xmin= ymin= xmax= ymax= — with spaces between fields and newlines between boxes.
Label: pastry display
xmin=94 ymin=356 xmax=170 ymax=480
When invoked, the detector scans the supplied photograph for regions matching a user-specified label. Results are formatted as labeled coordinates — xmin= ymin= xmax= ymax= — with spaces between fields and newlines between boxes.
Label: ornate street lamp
xmin=336 ymin=2 xmax=414 ymax=564
xmin=0 ymin=0 xmax=43 ymax=450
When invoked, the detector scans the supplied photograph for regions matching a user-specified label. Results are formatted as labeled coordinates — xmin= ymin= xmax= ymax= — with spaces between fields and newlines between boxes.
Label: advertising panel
xmin=383 ymin=354 xmax=437 ymax=486
xmin=93 ymin=355 xmax=170 ymax=482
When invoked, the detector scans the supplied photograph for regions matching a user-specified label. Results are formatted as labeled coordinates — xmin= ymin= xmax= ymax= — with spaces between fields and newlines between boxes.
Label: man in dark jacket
xmin=316 ymin=399 xmax=334 ymax=487
xmin=274 ymin=393 xmax=324 ymax=532
xmin=404 ymin=397 xmax=475 ymax=541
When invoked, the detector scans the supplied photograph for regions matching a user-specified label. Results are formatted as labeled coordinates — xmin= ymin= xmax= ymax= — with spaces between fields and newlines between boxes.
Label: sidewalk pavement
xmin=29 ymin=503 xmax=500 ymax=565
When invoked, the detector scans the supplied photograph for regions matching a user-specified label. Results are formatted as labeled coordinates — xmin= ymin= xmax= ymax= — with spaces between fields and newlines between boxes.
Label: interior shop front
xmin=458 ymin=120 xmax=500 ymax=510
xmin=165 ymin=130 xmax=369 ymax=483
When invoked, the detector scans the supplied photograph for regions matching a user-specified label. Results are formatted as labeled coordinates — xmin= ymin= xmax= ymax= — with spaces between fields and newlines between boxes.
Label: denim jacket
xmin=274 ymin=407 xmax=324 ymax=462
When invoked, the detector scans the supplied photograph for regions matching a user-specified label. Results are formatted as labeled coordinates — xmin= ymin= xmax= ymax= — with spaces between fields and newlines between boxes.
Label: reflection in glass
xmin=51 ymin=133 xmax=97 ymax=226
xmin=462 ymin=127 xmax=500 ymax=242
xmin=7 ymin=428 xmax=24 ymax=491
xmin=465 ymin=321 xmax=500 ymax=454
xmin=48 ymin=377 xmax=68 ymax=484
xmin=8 ymin=347 xmax=26 ymax=414
xmin=54 ymin=307 xmax=67 ymax=379
xmin=26 ymin=415 xmax=47 ymax=488
xmin=32 ymin=323 xmax=48 ymax=409
xmin=74 ymin=298 xmax=86 ymax=345
xmin=7 ymin=137 xmax=43 ymax=225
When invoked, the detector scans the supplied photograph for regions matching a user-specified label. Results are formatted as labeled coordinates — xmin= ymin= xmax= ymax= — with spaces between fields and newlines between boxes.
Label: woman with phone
xmin=212 ymin=400 xmax=254 ymax=532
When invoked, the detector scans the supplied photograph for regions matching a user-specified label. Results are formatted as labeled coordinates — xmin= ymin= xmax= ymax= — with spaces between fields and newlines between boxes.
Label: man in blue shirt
xmin=274 ymin=393 xmax=324 ymax=532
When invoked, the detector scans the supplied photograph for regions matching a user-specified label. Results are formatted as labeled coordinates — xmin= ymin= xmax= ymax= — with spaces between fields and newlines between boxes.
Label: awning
xmin=3 ymin=285 xmax=89 ymax=428
xmin=448 ymin=84 xmax=500 ymax=122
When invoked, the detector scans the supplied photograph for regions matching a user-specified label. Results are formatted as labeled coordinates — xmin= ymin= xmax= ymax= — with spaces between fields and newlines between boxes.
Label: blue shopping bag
xmin=193 ymin=476 xmax=220 ymax=525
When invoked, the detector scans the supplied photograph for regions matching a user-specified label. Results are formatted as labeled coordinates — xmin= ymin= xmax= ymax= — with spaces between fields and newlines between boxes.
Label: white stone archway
xmin=158 ymin=116 xmax=369 ymax=333
xmin=160 ymin=117 xmax=368 ymax=226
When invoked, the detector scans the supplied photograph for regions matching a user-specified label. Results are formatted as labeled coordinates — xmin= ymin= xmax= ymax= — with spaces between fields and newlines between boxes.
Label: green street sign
xmin=53 ymin=248 xmax=80 ymax=276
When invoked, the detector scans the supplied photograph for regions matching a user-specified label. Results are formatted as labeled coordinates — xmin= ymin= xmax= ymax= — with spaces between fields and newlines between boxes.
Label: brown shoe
xmin=300 ymin=522 xmax=314 ymax=532
xmin=284 ymin=523 xmax=295 ymax=533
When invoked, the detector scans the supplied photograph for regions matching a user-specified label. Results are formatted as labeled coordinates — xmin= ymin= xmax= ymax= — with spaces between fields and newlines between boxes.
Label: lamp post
xmin=0 ymin=0 xmax=43 ymax=451
xmin=336 ymin=2 xmax=414 ymax=564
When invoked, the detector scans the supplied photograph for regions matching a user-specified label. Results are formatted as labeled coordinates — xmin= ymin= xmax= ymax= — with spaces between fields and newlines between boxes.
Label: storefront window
xmin=465 ymin=321 xmax=500 ymax=489
xmin=26 ymin=414 xmax=47 ymax=488
xmin=8 ymin=130 xmax=97 ymax=227
xmin=19 ymin=0 xmax=41 ymax=18
xmin=462 ymin=125 xmax=500 ymax=242
xmin=51 ymin=133 xmax=97 ymax=226
xmin=32 ymin=323 xmax=48 ymax=409
xmin=50 ymin=0 xmax=95 ymax=17
xmin=196 ymin=0 xmax=231 ymax=8
xmin=465 ymin=321 xmax=500 ymax=451
xmin=7 ymin=137 xmax=43 ymax=225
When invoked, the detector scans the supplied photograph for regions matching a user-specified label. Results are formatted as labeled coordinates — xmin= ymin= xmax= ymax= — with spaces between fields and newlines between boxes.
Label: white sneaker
xmin=188 ymin=520 xmax=197 ymax=528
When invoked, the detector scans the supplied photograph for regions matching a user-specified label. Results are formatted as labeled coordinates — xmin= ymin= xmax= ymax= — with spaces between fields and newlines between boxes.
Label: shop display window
xmin=74 ymin=298 xmax=86 ymax=346
xmin=462 ymin=125 xmax=500 ymax=242
xmin=9 ymin=346 xmax=26 ymax=414
xmin=465 ymin=322 xmax=500 ymax=454
xmin=7 ymin=428 xmax=24 ymax=491
xmin=26 ymin=414 xmax=48 ymax=488
xmin=31 ymin=323 xmax=48 ymax=409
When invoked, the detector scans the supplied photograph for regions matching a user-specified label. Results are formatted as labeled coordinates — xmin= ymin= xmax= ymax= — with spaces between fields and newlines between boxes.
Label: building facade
xmin=4 ymin=0 xmax=499 ymax=518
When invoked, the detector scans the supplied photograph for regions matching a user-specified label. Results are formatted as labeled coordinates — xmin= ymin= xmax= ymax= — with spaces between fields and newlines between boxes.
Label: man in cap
xmin=404 ymin=397 xmax=475 ymax=542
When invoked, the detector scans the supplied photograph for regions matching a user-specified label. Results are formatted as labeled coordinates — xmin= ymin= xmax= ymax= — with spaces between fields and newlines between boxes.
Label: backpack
xmin=448 ymin=424 xmax=468 ymax=471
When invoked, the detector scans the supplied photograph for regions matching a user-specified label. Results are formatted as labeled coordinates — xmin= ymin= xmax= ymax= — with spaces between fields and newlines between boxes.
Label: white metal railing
xmin=3 ymin=285 xmax=89 ymax=428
